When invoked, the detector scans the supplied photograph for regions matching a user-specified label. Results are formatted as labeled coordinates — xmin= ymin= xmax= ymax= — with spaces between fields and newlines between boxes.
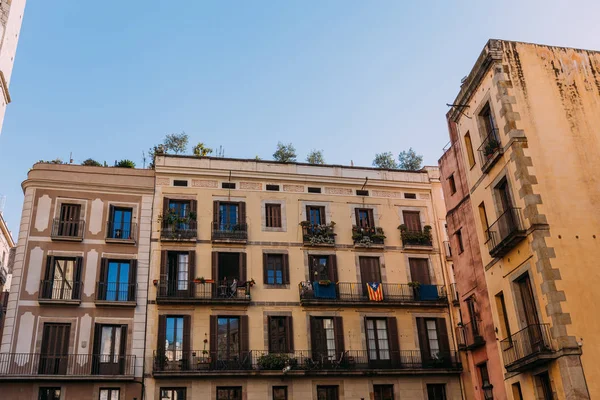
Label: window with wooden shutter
xmin=264 ymin=254 xmax=287 ymax=285
xmin=426 ymin=384 xmax=447 ymax=400
xmin=402 ymin=211 xmax=422 ymax=232
xmin=265 ymin=204 xmax=282 ymax=228
xmin=306 ymin=206 xmax=325 ymax=225
xmin=268 ymin=316 xmax=288 ymax=353
xmin=408 ymin=258 xmax=431 ymax=285
xmin=374 ymin=385 xmax=394 ymax=400
xmin=355 ymin=208 xmax=374 ymax=228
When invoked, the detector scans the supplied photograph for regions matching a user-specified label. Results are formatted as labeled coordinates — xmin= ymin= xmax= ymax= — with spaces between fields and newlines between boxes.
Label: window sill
xmin=105 ymin=238 xmax=136 ymax=245
xmin=38 ymin=298 xmax=81 ymax=306
xmin=263 ymin=284 xmax=290 ymax=290
xmin=95 ymin=300 xmax=137 ymax=307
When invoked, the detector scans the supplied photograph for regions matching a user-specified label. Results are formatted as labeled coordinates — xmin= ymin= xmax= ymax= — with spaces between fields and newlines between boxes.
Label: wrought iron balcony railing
xmin=456 ymin=320 xmax=485 ymax=350
xmin=485 ymin=208 xmax=526 ymax=257
xmin=156 ymin=280 xmax=251 ymax=303
xmin=211 ymin=222 xmax=248 ymax=242
xmin=51 ymin=218 xmax=85 ymax=240
xmin=0 ymin=353 xmax=136 ymax=378
xmin=500 ymin=323 xmax=554 ymax=371
xmin=400 ymin=227 xmax=433 ymax=247
xmin=299 ymin=282 xmax=447 ymax=304
xmin=38 ymin=280 xmax=82 ymax=302
xmin=160 ymin=219 xmax=197 ymax=241
xmin=477 ymin=128 xmax=502 ymax=172
xmin=106 ymin=221 xmax=136 ymax=242
xmin=152 ymin=349 xmax=461 ymax=374
xmin=95 ymin=282 xmax=137 ymax=303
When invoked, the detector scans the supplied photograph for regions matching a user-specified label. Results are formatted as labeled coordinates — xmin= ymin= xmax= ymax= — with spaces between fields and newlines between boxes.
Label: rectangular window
xmin=219 ymin=202 xmax=240 ymax=229
xmin=265 ymin=204 xmax=282 ymax=228
xmin=426 ymin=384 xmax=447 ymax=400
xmin=356 ymin=189 xmax=369 ymax=196
xmin=108 ymin=206 xmax=133 ymax=240
xmin=222 ymin=182 xmax=236 ymax=189
xmin=373 ymin=385 xmax=394 ymax=400
xmin=272 ymin=386 xmax=288 ymax=400
xmin=216 ymin=386 xmax=242 ymax=400
xmin=311 ymin=317 xmax=337 ymax=359
xmin=408 ymin=258 xmax=431 ymax=285
xmin=478 ymin=202 xmax=490 ymax=239
xmin=455 ymin=229 xmax=464 ymax=253
xmin=38 ymin=388 xmax=61 ymax=400
xmin=217 ymin=317 xmax=241 ymax=360
xmin=448 ymin=174 xmax=457 ymax=195
xmin=537 ymin=372 xmax=553 ymax=400
xmin=45 ymin=257 xmax=77 ymax=300
xmin=464 ymin=132 xmax=476 ymax=168
xmin=93 ymin=324 xmax=127 ymax=375
xmin=402 ymin=211 xmax=422 ymax=232
xmin=495 ymin=292 xmax=512 ymax=341
xmin=404 ymin=193 xmax=417 ymax=199
xmin=317 ymin=385 xmax=339 ymax=400
xmin=168 ymin=200 xmax=192 ymax=230
xmin=307 ymin=187 xmax=321 ymax=193
xmin=512 ymin=383 xmax=524 ymax=400
xmin=265 ymin=254 xmax=286 ymax=285
xmin=266 ymin=184 xmax=280 ymax=191
xmin=39 ymin=323 xmax=70 ymax=375
xmin=308 ymin=255 xmax=334 ymax=282
xmin=166 ymin=316 xmax=184 ymax=362
xmin=103 ymin=260 xmax=131 ymax=301
xmin=99 ymin=388 xmax=120 ymax=400
xmin=306 ymin=206 xmax=325 ymax=225
xmin=268 ymin=316 xmax=293 ymax=353
xmin=426 ymin=319 xmax=440 ymax=358
xmin=173 ymin=180 xmax=188 ymax=187
xmin=56 ymin=203 xmax=82 ymax=237
xmin=479 ymin=103 xmax=497 ymax=137
xmin=161 ymin=388 xmax=186 ymax=400
xmin=355 ymin=208 xmax=374 ymax=228
xmin=366 ymin=318 xmax=390 ymax=361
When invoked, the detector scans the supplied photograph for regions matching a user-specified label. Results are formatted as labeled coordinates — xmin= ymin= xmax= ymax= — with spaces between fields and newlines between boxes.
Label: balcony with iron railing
xmin=456 ymin=320 xmax=485 ymax=351
xmin=155 ymin=280 xmax=251 ymax=305
xmin=160 ymin=219 xmax=197 ymax=241
xmin=152 ymin=349 xmax=461 ymax=377
xmin=485 ymin=208 xmax=527 ymax=258
xmin=95 ymin=282 xmax=137 ymax=306
xmin=399 ymin=225 xmax=433 ymax=249
xmin=299 ymin=282 xmax=447 ymax=306
xmin=443 ymin=241 xmax=452 ymax=259
xmin=301 ymin=222 xmax=336 ymax=247
xmin=0 ymin=353 xmax=136 ymax=380
xmin=477 ymin=128 xmax=502 ymax=173
xmin=211 ymin=222 xmax=248 ymax=243
xmin=500 ymin=323 xmax=556 ymax=372
xmin=105 ymin=221 xmax=136 ymax=244
xmin=352 ymin=226 xmax=385 ymax=248
xmin=38 ymin=280 xmax=82 ymax=305
xmin=51 ymin=218 xmax=85 ymax=241
xmin=450 ymin=283 xmax=459 ymax=306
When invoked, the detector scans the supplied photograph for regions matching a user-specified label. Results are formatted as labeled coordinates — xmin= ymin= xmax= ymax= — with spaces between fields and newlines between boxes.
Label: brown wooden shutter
xmin=409 ymin=258 xmax=431 ymax=285
xmin=240 ymin=316 xmax=249 ymax=355
xmin=183 ymin=315 xmax=191 ymax=363
xmin=334 ymin=317 xmax=345 ymax=354
xmin=213 ymin=201 xmax=220 ymax=224
xmin=212 ymin=252 xmax=218 ymax=280
xmin=416 ymin=317 xmax=430 ymax=361
xmin=92 ymin=323 xmax=102 ymax=374
xmin=190 ymin=199 xmax=197 ymax=215
xmin=286 ymin=316 xmax=294 ymax=352
xmin=437 ymin=318 xmax=450 ymax=356
xmin=283 ymin=254 xmax=290 ymax=285
xmin=44 ymin=255 xmax=54 ymax=280
xmin=309 ymin=316 xmax=318 ymax=353
xmin=128 ymin=260 xmax=137 ymax=301
xmin=157 ymin=315 xmax=166 ymax=352
xmin=319 ymin=206 xmax=326 ymax=224
xmin=367 ymin=209 xmax=374 ymax=227
xmin=403 ymin=211 xmax=422 ymax=232
xmin=188 ymin=251 xmax=195 ymax=297
xmin=263 ymin=253 xmax=268 ymax=285
xmin=160 ymin=251 xmax=167 ymax=280
xmin=209 ymin=316 xmax=217 ymax=357
xmin=162 ymin=198 xmax=170 ymax=227
xmin=239 ymin=253 xmax=247 ymax=282
xmin=305 ymin=206 xmax=311 ymax=223
xmin=98 ymin=258 xmax=108 ymax=300
xmin=274 ymin=204 xmax=281 ymax=227
xmin=73 ymin=257 xmax=83 ymax=299
xmin=387 ymin=317 xmax=401 ymax=365
xmin=354 ymin=209 xmax=361 ymax=227
xmin=328 ymin=255 xmax=338 ymax=283
xmin=119 ymin=325 xmax=128 ymax=362
xmin=239 ymin=202 xmax=246 ymax=224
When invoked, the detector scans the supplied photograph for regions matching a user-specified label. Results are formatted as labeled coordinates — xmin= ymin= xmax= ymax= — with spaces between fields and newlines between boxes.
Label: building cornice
xmin=0 ymin=212 xmax=14 ymax=247
xmin=21 ymin=179 xmax=155 ymax=195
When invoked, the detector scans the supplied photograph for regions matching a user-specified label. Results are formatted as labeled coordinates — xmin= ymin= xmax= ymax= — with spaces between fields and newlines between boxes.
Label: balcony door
xmin=310 ymin=317 xmax=344 ymax=363
xmin=409 ymin=258 xmax=431 ymax=285
xmin=109 ymin=206 xmax=133 ymax=239
xmin=157 ymin=315 xmax=191 ymax=370
xmin=309 ymin=255 xmax=337 ymax=283
xmin=417 ymin=318 xmax=451 ymax=367
xmin=402 ymin=211 xmax=421 ymax=232
xmin=496 ymin=179 xmax=515 ymax=238
xmin=213 ymin=252 xmax=246 ymax=298
xmin=39 ymin=323 xmax=70 ymax=375
xmin=93 ymin=324 xmax=127 ymax=375
xmin=307 ymin=206 xmax=325 ymax=225
xmin=58 ymin=203 xmax=81 ymax=236
xmin=42 ymin=256 xmax=82 ymax=300
xmin=161 ymin=251 xmax=194 ymax=298
xmin=99 ymin=259 xmax=133 ymax=301
xmin=169 ymin=200 xmax=191 ymax=230
xmin=516 ymin=274 xmax=544 ymax=352
xmin=210 ymin=316 xmax=249 ymax=368
xmin=359 ymin=257 xmax=381 ymax=296
xmin=355 ymin=208 xmax=374 ymax=228
xmin=219 ymin=202 xmax=239 ymax=230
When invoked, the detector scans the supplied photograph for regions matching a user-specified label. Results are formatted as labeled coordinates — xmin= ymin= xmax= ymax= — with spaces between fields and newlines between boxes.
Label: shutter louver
xmin=334 ymin=317 xmax=345 ymax=355
xmin=387 ymin=317 xmax=401 ymax=366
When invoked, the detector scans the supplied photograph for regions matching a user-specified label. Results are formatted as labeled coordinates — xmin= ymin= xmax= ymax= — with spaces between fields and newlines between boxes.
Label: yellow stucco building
xmin=443 ymin=39 xmax=600 ymax=399
xmin=144 ymin=155 xmax=463 ymax=400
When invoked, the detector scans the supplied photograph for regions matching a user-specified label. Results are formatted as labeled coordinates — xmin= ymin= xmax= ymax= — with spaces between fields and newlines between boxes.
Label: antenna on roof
xmin=69 ymin=152 xmax=74 ymax=164
xmin=350 ymin=160 xmax=354 ymax=167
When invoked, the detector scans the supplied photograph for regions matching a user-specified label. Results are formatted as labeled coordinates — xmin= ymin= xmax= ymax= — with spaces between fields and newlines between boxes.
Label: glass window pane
xmin=113 ymin=328 xmax=121 ymax=362
xmin=100 ymin=326 xmax=113 ymax=360
xmin=178 ymin=254 xmax=188 ymax=290
xmin=323 ymin=319 xmax=336 ymax=357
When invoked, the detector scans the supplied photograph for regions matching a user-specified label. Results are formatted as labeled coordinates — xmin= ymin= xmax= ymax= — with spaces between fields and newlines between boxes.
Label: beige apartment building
xmin=145 ymin=155 xmax=462 ymax=400
xmin=442 ymin=39 xmax=600 ymax=399
xmin=0 ymin=163 xmax=154 ymax=400
xmin=0 ymin=211 xmax=15 ymax=338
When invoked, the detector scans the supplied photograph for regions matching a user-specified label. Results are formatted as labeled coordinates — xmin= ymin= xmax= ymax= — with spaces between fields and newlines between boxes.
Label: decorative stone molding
xmin=156 ymin=177 xmax=170 ymax=186
xmin=324 ymin=187 xmax=352 ymax=196
xmin=283 ymin=184 xmax=303 ymax=193
xmin=239 ymin=182 xmax=262 ymax=190
xmin=371 ymin=190 xmax=402 ymax=198
xmin=191 ymin=179 xmax=218 ymax=188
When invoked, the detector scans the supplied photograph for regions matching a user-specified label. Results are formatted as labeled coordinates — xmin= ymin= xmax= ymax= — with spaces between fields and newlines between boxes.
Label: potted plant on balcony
xmin=408 ymin=281 xmax=421 ymax=299
xmin=398 ymin=224 xmax=432 ymax=246
xmin=257 ymin=353 xmax=297 ymax=370
xmin=194 ymin=276 xmax=206 ymax=284
xmin=318 ymin=279 xmax=332 ymax=286
xmin=484 ymin=138 xmax=500 ymax=159
xmin=301 ymin=221 xmax=336 ymax=246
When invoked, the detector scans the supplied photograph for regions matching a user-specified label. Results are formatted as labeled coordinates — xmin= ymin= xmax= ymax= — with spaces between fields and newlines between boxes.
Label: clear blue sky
xmin=1 ymin=0 xmax=600 ymax=235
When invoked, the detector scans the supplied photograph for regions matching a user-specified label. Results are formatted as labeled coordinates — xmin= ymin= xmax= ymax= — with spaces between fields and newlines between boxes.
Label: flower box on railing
xmin=352 ymin=226 xmax=385 ymax=247
xmin=399 ymin=225 xmax=433 ymax=247
xmin=301 ymin=221 xmax=336 ymax=246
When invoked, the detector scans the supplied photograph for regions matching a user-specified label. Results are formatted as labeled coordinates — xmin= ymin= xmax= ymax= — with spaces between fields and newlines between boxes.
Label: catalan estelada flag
xmin=367 ymin=282 xmax=384 ymax=301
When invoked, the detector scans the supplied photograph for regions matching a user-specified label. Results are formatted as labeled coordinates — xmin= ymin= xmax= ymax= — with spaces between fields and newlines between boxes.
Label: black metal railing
xmin=352 ymin=226 xmax=385 ymax=246
xmin=456 ymin=320 xmax=485 ymax=350
xmin=443 ymin=241 xmax=452 ymax=258
xmin=500 ymin=323 xmax=553 ymax=368
xmin=106 ymin=221 xmax=136 ymax=241
xmin=0 ymin=353 xmax=136 ymax=377
xmin=301 ymin=223 xmax=336 ymax=246
xmin=477 ymin=128 xmax=501 ymax=169
xmin=95 ymin=282 xmax=136 ymax=302
xmin=152 ymin=349 xmax=461 ymax=373
xmin=450 ymin=283 xmax=459 ymax=304
xmin=51 ymin=218 xmax=85 ymax=240
xmin=156 ymin=280 xmax=251 ymax=301
xmin=485 ymin=208 xmax=526 ymax=256
xmin=211 ymin=222 xmax=248 ymax=241
xmin=400 ymin=228 xmax=433 ymax=247
xmin=299 ymin=282 xmax=447 ymax=303
xmin=38 ymin=280 xmax=82 ymax=301
xmin=160 ymin=219 xmax=197 ymax=240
